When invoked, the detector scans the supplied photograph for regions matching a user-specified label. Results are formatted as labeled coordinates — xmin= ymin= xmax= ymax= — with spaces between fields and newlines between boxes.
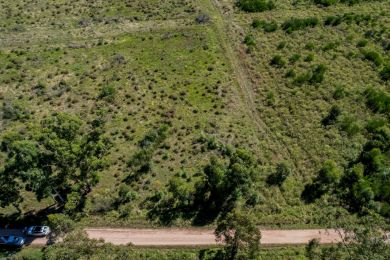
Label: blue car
xmin=0 ymin=235 xmax=25 ymax=247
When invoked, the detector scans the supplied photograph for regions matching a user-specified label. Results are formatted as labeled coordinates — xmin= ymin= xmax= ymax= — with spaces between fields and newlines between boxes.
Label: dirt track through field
xmin=85 ymin=228 xmax=341 ymax=246
xmin=200 ymin=0 xmax=300 ymax=169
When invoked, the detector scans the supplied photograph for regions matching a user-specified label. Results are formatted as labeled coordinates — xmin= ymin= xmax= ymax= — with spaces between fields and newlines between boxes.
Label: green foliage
xmin=0 ymin=113 xmax=111 ymax=211
xmin=282 ymin=17 xmax=319 ymax=33
xmin=126 ymin=125 xmax=169 ymax=182
xmin=339 ymin=116 xmax=360 ymax=136
xmin=266 ymin=162 xmax=291 ymax=186
xmin=364 ymin=88 xmax=390 ymax=115
xmin=333 ymin=86 xmax=346 ymax=99
xmin=43 ymin=231 xmax=135 ymax=260
xmin=309 ymin=64 xmax=326 ymax=84
xmin=379 ymin=63 xmax=390 ymax=81
xmin=322 ymin=105 xmax=342 ymax=126
xmin=47 ymin=213 xmax=75 ymax=239
xmin=215 ymin=209 xmax=261 ymax=260
xmin=2 ymin=100 xmax=30 ymax=121
xmin=252 ymin=19 xmax=278 ymax=32
xmin=243 ymin=34 xmax=255 ymax=47
xmin=302 ymin=160 xmax=342 ymax=203
xmin=237 ymin=0 xmax=275 ymax=12
xmin=99 ymin=85 xmax=117 ymax=101
xmin=362 ymin=50 xmax=383 ymax=66
xmin=306 ymin=217 xmax=389 ymax=259
xmin=147 ymin=145 xmax=259 ymax=225
xmin=270 ymin=55 xmax=286 ymax=68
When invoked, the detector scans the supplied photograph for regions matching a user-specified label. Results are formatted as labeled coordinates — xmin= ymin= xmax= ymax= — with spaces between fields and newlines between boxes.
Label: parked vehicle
xmin=25 ymin=226 xmax=50 ymax=237
xmin=0 ymin=236 xmax=25 ymax=247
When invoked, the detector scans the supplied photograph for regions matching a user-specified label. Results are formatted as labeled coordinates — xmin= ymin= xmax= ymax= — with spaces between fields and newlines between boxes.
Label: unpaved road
xmin=0 ymin=228 xmax=341 ymax=246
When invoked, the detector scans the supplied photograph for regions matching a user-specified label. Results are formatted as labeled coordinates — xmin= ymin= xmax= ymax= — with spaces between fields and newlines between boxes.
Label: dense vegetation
xmin=0 ymin=0 xmax=389 ymax=258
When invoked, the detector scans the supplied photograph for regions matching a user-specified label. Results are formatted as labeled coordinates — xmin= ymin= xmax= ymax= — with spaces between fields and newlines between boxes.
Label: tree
xmin=0 ymin=113 xmax=111 ymax=211
xmin=215 ymin=209 xmax=261 ymax=260
xmin=306 ymin=216 xmax=389 ymax=260
xmin=266 ymin=162 xmax=291 ymax=186
xmin=47 ymin=213 xmax=75 ymax=239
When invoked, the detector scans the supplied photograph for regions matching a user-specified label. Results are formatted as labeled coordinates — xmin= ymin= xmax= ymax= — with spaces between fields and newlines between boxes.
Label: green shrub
xmin=282 ymin=17 xmax=319 ymax=33
xmin=305 ymin=42 xmax=316 ymax=50
xmin=322 ymin=105 xmax=341 ymax=126
xmin=277 ymin=41 xmax=286 ymax=49
xmin=333 ymin=86 xmax=346 ymax=99
xmin=2 ymin=100 xmax=30 ymax=121
xmin=356 ymin=39 xmax=368 ymax=48
xmin=324 ymin=15 xmax=343 ymax=26
xmin=313 ymin=0 xmax=337 ymax=6
xmin=270 ymin=55 xmax=286 ymax=68
xmin=99 ymin=85 xmax=117 ymax=101
xmin=364 ymin=88 xmax=390 ymax=114
xmin=252 ymin=19 xmax=278 ymax=32
xmin=379 ymin=63 xmax=390 ymax=81
xmin=339 ymin=116 xmax=360 ymax=136
xmin=322 ymin=41 xmax=339 ymax=52
xmin=237 ymin=0 xmax=275 ymax=12
xmin=266 ymin=162 xmax=291 ymax=186
xmin=266 ymin=91 xmax=275 ymax=106
xmin=244 ymin=34 xmax=256 ymax=47
xmin=285 ymin=69 xmax=296 ymax=78
xmin=304 ymin=54 xmax=314 ymax=62
xmin=362 ymin=50 xmax=383 ymax=66
xmin=293 ymin=73 xmax=311 ymax=86
xmin=309 ymin=64 xmax=326 ymax=84
xmin=289 ymin=54 xmax=300 ymax=64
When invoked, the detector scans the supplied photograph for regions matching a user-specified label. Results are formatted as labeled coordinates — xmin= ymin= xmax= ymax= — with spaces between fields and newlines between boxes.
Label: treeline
xmin=303 ymin=88 xmax=390 ymax=217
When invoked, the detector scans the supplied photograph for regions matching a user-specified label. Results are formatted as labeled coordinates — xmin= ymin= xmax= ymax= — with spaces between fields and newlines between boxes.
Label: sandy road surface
xmin=0 ymin=228 xmax=341 ymax=246
xmin=86 ymin=228 xmax=341 ymax=246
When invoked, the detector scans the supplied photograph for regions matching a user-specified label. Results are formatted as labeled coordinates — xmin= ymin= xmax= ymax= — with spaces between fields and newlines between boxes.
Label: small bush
xmin=324 ymin=15 xmax=343 ymax=26
xmin=364 ymin=88 xmax=390 ymax=114
xmin=309 ymin=64 xmax=326 ymax=84
xmin=266 ymin=91 xmax=275 ymax=106
xmin=339 ymin=116 xmax=360 ymax=136
xmin=356 ymin=39 xmax=368 ymax=48
xmin=270 ymin=55 xmax=286 ymax=68
xmin=304 ymin=54 xmax=314 ymax=62
xmin=2 ymin=100 xmax=30 ymax=121
xmin=322 ymin=105 xmax=341 ymax=126
xmin=244 ymin=34 xmax=256 ymax=47
xmin=263 ymin=21 xmax=278 ymax=32
xmin=277 ymin=41 xmax=286 ymax=49
xmin=305 ymin=42 xmax=315 ymax=50
xmin=285 ymin=69 xmax=296 ymax=78
xmin=237 ymin=0 xmax=275 ymax=12
xmin=252 ymin=19 xmax=278 ymax=32
xmin=266 ymin=162 xmax=291 ymax=186
xmin=282 ymin=17 xmax=319 ymax=33
xmin=313 ymin=0 xmax=337 ymax=6
xmin=333 ymin=86 xmax=346 ymax=99
xmin=99 ymin=85 xmax=117 ymax=101
xmin=289 ymin=54 xmax=300 ymax=64
xmin=380 ymin=63 xmax=390 ymax=81
xmin=362 ymin=50 xmax=383 ymax=66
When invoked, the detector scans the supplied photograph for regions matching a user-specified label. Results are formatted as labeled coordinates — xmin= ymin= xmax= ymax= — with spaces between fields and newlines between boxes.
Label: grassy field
xmin=0 ymin=0 xmax=388 ymax=228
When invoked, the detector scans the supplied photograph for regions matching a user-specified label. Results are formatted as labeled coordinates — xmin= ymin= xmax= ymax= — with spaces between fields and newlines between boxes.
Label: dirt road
xmin=0 ymin=228 xmax=341 ymax=246
xmin=86 ymin=228 xmax=341 ymax=246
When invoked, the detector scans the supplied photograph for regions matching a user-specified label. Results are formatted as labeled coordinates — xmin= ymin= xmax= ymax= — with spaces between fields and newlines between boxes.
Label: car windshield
xmin=33 ymin=226 xmax=43 ymax=233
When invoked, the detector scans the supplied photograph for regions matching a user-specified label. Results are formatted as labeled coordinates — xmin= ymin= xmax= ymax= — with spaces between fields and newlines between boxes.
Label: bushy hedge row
xmin=324 ymin=13 xmax=372 ymax=26
xmin=237 ymin=0 xmax=275 ymax=12
xmin=281 ymin=17 xmax=319 ymax=33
